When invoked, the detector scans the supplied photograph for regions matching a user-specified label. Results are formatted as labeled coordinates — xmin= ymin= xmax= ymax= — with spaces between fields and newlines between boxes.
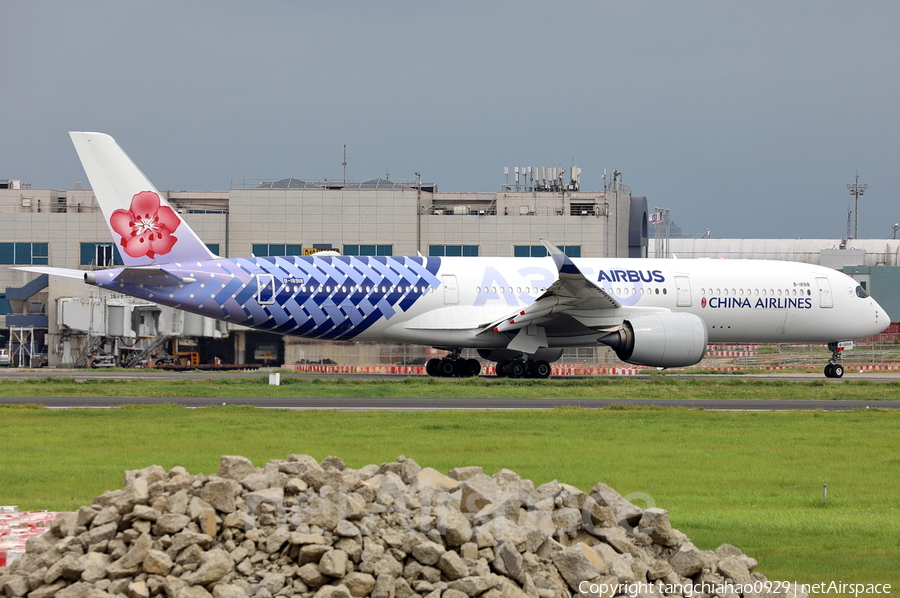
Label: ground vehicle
xmin=0 ymin=348 xmax=9 ymax=366
xmin=89 ymin=355 xmax=116 ymax=368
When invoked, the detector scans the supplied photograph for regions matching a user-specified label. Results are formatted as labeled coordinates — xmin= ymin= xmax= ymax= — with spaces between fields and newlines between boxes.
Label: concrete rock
xmin=460 ymin=474 xmax=500 ymax=513
xmin=552 ymin=543 xmax=607 ymax=591
xmin=200 ymin=478 xmax=242 ymax=514
xmin=669 ymin=542 xmax=705 ymax=578
xmin=638 ymin=507 xmax=682 ymax=547
xmin=142 ymin=548 xmax=174 ymax=575
xmin=182 ymin=549 xmax=233 ymax=586
xmin=152 ymin=513 xmax=191 ymax=536
xmin=314 ymin=584 xmax=352 ymax=598
xmin=341 ymin=571 xmax=376 ymax=597
xmin=718 ymin=554 xmax=754 ymax=585
xmin=212 ymin=584 xmax=250 ymax=598
xmin=319 ymin=549 xmax=349 ymax=578
xmin=126 ymin=580 xmax=150 ymax=598
xmin=437 ymin=550 xmax=469 ymax=580
xmin=218 ymin=455 xmax=258 ymax=481
xmin=411 ymin=540 xmax=446 ymax=566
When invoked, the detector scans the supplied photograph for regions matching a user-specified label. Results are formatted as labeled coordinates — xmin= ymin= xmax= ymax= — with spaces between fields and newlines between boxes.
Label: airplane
xmin=17 ymin=132 xmax=890 ymax=379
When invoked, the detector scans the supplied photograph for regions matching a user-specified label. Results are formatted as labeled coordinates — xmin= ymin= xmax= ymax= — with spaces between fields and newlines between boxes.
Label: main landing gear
xmin=425 ymin=351 xmax=481 ymax=378
xmin=495 ymin=358 xmax=552 ymax=379
xmin=824 ymin=342 xmax=845 ymax=379
xmin=424 ymin=350 xmax=553 ymax=379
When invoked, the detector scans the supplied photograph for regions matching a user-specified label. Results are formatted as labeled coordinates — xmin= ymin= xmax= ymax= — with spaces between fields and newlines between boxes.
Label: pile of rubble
xmin=0 ymin=454 xmax=804 ymax=597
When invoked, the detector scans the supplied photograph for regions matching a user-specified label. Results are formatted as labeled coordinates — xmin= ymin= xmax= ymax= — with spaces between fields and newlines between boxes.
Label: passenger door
xmin=442 ymin=275 xmax=459 ymax=305
xmin=675 ymin=276 xmax=692 ymax=307
xmin=816 ymin=277 xmax=833 ymax=308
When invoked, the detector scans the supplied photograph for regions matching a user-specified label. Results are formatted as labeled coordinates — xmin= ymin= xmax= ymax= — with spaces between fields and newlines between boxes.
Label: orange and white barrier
xmin=0 ymin=507 xmax=59 ymax=568
xmin=858 ymin=365 xmax=900 ymax=372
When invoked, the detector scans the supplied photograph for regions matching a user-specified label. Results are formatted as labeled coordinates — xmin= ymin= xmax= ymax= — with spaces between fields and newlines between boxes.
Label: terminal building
xmin=3 ymin=167 xmax=896 ymax=369
xmin=0 ymin=169 xmax=650 ymax=367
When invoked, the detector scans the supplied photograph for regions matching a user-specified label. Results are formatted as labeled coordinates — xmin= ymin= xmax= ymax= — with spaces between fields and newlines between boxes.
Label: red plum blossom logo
xmin=109 ymin=191 xmax=180 ymax=259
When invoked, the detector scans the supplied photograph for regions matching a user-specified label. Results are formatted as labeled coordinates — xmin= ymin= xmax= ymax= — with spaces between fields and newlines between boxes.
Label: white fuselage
xmin=363 ymin=257 xmax=887 ymax=347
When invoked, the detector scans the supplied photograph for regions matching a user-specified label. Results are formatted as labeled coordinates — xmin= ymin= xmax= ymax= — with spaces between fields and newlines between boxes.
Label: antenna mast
xmin=847 ymin=174 xmax=867 ymax=240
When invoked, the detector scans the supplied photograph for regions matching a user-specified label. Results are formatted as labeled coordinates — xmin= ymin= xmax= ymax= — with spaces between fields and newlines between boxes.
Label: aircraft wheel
xmin=508 ymin=359 xmax=527 ymax=379
xmin=496 ymin=360 xmax=510 ymax=378
xmin=425 ymin=358 xmax=441 ymax=377
xmin=824 ymin=364 xmax=834 ymax=378
xmin=465 ymin=358 xmax=481 ymax=377
xmin=533 ymin=360 xmax=551 ymax=379
xmin=832 ymin=364 xmax=844 ymax=379
xmin=439 ymin=358 xmax=457 ymax=377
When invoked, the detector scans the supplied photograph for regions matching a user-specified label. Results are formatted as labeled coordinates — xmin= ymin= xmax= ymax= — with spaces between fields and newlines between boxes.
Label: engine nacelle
xmin=599 ymin=312 xmax=707 ymax=368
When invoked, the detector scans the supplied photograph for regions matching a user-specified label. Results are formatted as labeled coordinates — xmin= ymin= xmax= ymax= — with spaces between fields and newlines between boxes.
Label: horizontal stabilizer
xmin=12 ymin=266 xmax=86 ymax=280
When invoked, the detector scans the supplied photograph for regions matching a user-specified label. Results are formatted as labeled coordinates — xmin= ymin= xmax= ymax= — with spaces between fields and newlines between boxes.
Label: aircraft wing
xmin=479 ymin=240 xmax=624 ymax=350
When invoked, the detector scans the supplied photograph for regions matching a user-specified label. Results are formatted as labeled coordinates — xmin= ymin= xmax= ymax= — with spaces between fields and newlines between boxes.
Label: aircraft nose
xmin=873 ymin=300 xmax=891 ymax=334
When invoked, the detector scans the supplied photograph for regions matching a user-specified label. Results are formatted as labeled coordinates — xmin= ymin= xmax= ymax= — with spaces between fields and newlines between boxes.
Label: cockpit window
xmin=855 ymin=285 xmax=869 ymax=298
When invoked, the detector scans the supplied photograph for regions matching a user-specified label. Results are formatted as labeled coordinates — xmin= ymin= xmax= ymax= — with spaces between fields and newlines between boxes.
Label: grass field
xmin=3 ymin=373 xmax=900 ymax=400
xmin=1 ymin=384 xmax=898 ymax=591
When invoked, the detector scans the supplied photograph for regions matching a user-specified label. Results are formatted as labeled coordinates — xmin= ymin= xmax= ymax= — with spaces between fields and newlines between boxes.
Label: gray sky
xmin=3 ymin=1 xmax=899 ymax=240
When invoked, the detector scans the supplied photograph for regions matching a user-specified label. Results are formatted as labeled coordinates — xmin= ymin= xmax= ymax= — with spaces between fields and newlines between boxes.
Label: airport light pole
xmin=847 ymin=174 xmax=867 ymax=240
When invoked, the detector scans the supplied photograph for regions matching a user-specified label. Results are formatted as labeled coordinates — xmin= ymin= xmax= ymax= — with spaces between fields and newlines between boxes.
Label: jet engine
xmin=598 ymin=312 xmax=707 ymax=368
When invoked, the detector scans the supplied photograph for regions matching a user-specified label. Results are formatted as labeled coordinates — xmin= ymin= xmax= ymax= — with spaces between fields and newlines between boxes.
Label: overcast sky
xmin=2 ymin=1 xmax=899 ymax=240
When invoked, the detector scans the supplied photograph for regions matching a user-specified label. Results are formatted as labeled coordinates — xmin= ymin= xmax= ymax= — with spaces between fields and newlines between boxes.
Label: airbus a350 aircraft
xmin=19 ymin=132 xmax=890 ymax=378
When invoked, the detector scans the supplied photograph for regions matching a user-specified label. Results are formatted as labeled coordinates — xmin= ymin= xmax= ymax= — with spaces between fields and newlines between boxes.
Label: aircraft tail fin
xmin=69 ymin=132 xmax=218 ymax=266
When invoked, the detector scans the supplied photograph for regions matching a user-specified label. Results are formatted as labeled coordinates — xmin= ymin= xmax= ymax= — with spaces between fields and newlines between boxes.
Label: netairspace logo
xmin=577 ymin=580 xmax=892 ymax=598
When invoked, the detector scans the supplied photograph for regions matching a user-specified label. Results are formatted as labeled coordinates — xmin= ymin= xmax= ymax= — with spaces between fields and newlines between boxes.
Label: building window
xmin=570 ymin=203 xmax=597 ymax=216
xmin=513 ymin=245 xmax=581 ymax=258
xmin=205 ymin=243 xmax=220 ymax=255
xmin=429 ymin=245 xmax=479 ymax=257
xmin=0 ymin=242 xmax=49 ymax=265
xmin=343 ymin=244 xmax=393 ymax=256
xmin=80 ymin=243 xmax=123 ymax=267
xmin=252 ymin=244 xmax=303 ymax=257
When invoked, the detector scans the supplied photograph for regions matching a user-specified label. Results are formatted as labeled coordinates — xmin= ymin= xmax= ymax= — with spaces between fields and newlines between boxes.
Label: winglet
xmin=539 ymin=238 xmax=580 ymax=276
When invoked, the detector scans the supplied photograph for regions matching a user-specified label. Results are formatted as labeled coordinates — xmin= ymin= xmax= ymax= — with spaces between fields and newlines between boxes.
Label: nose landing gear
xmin=824 ymin=342 xmax=845 ymax=379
